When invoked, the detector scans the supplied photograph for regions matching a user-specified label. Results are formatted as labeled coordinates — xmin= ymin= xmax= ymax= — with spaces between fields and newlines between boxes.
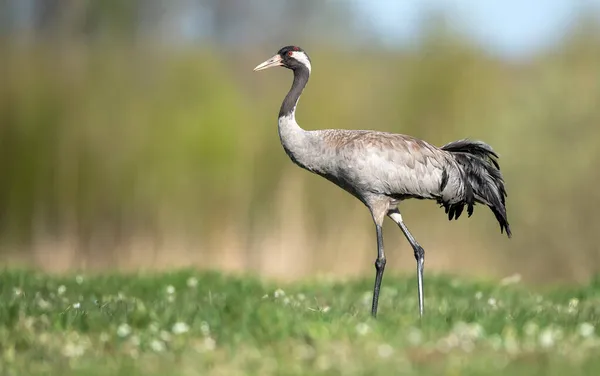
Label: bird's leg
xmin=388 ymin=209 xmax=425 ymax=318
xmin=371 ymin=223 xmax=386 ymax=317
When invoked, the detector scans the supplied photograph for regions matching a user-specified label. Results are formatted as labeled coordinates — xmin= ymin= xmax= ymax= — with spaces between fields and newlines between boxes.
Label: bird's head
xmin=253 ymin=46 xmax=311 ymax=73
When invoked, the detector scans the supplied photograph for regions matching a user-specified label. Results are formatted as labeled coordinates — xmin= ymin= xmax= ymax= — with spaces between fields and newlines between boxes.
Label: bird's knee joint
xmin=374 ymin=257 xmax=387 ymax=271
xmin=413 ymin=246 xmax=425 ymax=262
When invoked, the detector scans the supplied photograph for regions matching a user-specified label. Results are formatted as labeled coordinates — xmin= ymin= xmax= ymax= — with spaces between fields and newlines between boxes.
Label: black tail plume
xmin=441 ymin=139 xmax=511 ymax=238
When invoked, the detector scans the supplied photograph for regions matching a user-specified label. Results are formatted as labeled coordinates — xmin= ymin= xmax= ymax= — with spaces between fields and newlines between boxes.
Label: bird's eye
xmin=287 ymin=51 xmax=293 ymax=57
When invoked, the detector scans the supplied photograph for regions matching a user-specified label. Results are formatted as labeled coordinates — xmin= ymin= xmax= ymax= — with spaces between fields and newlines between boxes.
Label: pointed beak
xmin=253 ymin=54 xmax=283 ymax=71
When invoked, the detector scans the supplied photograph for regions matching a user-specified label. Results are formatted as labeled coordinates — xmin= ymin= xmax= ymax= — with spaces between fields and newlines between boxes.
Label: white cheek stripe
xmin=291 ymin=51 xmax=312 ymax=73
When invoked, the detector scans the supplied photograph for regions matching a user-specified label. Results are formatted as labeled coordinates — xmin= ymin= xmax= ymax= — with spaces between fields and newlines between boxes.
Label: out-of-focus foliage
xmin=0 ymin=1 xmax=599 ymax=283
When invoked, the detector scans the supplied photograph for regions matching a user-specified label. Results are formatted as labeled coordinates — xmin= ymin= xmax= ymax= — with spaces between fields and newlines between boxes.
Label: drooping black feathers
xmin=440 ymin=139 xmax=511 ymax=238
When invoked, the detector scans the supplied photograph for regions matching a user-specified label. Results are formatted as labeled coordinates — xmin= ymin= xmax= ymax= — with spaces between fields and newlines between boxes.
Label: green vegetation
xmin=1 ymin=269 xmax=599 ymax=375
xmin=1 ymin=15 xmax=600 ymax=283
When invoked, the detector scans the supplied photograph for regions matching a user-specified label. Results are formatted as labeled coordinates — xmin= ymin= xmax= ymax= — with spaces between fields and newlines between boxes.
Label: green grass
xmin=1 ymin=269 xmax=599 ymax=375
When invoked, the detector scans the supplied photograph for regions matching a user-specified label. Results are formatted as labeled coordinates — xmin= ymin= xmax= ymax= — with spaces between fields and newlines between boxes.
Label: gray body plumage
xmin=255 ymin=45 xmax=510 ymax=318
xmin=279 ymin=109 xmax=510 ymax=234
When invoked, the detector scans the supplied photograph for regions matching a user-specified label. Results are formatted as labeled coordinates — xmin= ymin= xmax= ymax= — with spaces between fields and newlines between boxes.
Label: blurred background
xmin=1 ymin=0 xmax=599 ymax=284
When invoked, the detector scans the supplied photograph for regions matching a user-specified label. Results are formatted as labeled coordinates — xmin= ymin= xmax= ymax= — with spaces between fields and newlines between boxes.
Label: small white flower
xmin=578 ymin=323 xmax=595 ymax=338
xmin=524 ymin=322 xmax=539 ymax=337
xmin=321 ymin=306 xmax=330 ymax=313
xmin=356 ymin=322 xmax=370 ymax=336
xmin=73 ymin=302 xmax=81 ymax=309
xmin=14 ymin=288 xmax=22 ymax=296
xmin=539 ymin=328 xmax=555 ymax=348
xmin=166 ymin=285 xmax=176 ymax=295
xmin=377 ymin=344 xmax=393 ymax=358
xmin=283 ymin=297 xmax=291 ymax=305
xmin=58 ymin=285 xmax=67 ymax=295
xmin=117 ymin=323 xmax=132 ymax=338
xmin=274 ymin=289 xmax=285 ymax=298
xmin=487 ymin=298 xmax=497 ymax=307
xmin=62 ymin=342 xmax=85 ymax=358
xmin=407 ymin=327 xmax=422 ymax=345
xmin=568 ymin=298 xmax=579 ymax=309
xmin=160 ymin=330 xmax=172 ymax=342
xmin=38 ymin=298 xmax=51 ymax=310
xmin=262 ymin=294 xmax=269 ymax=299
xmin=475 ymin=291 xmax=483 ymax=300
xmin=200 ymin=321 xmax=210 ymax=336
xmin=203 ymin=337 xmax=216 ymax=351
xmin=150 ymin=339 xmax=165 ymax=352
xmin=130 ymin=335 xmax=140 ymax=346
xmin=172 ymin=322 xmax=190 ymax=335
xmin=75 ymin=275 xmax=84 ymax=285
xmin=187 ymin=277 xmax=198 ymax=288
xmin=297 ymin=293 xmax=306 ymax=301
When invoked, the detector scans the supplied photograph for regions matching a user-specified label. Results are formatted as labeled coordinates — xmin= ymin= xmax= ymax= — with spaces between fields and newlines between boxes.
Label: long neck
xmin=277 ymin=66 xmax=312 ymax=169
xmin=278 ymin=66 xmax=310 ymax=119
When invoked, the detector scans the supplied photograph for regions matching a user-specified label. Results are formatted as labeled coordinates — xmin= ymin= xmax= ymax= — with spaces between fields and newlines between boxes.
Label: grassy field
xmin=1 ymin=269 xmax=599 ymax=375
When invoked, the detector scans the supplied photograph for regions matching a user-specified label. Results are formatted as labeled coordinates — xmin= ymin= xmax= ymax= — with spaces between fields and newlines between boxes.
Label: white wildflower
xmin=73 ymin=302 xmax=81 ymax=309
xmin=130 ymin=335 xmax=140 ymax=347
xmin=75 ymin=275 xmax=84 ymax=285
xmin=524 ymin=322 xmax=539 ymax=337
xmin=377 ymin=343 xmax=393 ymax=358
xmin=37 ymin=298 xmax=51 ymax=310
xmin=321 ymin=306 xmax=330 ymax=313
xmin=117 ymin=323 xmax=132 ymax=338
xmin=166 ymin=285 xmax=176 ymax=295
xmin=274 ymin=289 xmax=285 ymax=298
xmin=297 ymin=293 xmax=306 ymax=301
xmin=568 ymin=298 xmax=579 ymax=309
xmin=150 ymin=339 xmax=165 ymax=352
xmin=283 ymin=297 xmax=291 ymax=305
xmin=356 ymin=322 xmax=370 ymax=336
xmin=186 ymin=277 xmax=198 ymax=288
xmin=487 ymin=298 xmax=497 ymax=308
xmin=262 ymin=294 xmax=269 ymax=299
xmin=407 ymin=327 xmax=422 ymax=345
xmin=160 ymin=330 xmax=172 ymax=342
xmin=57 ymin=285 xmax=67 ymax=295
xmin=172 ymin=322 xmax=190 ymax=335
xmin=62 ymin=342 xmax=85 ymax=358
xmin=200 ymin=321 xmax=210 ymax=336
xmin=13 ymin=288 xmax=22 ymax=296
xmin=203 ymin=337 xmax=216 ymax=351
xmin=539 ymin=328 xmax=556 ymax=348
xmin=475 ymin=291 xmax=483 ymax=300
xmin=578 ymin=323 xmax=595 ymax=338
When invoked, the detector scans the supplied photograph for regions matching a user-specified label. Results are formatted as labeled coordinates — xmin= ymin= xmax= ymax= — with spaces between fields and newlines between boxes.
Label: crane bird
xmin=254 ymin=46 xmax=511 ymax=318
